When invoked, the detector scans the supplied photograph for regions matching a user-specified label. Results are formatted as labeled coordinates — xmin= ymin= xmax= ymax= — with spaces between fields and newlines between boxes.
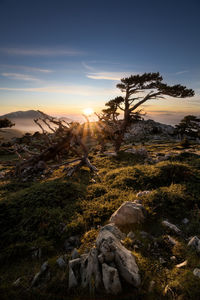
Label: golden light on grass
xmin=83 ymin=107 xmax=94 ymax=116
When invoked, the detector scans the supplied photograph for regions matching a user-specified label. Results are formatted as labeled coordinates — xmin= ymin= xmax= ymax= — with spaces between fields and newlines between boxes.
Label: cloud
xmin=175 ymin=70 xmax=189 ymax=75
xmin=1 ymin=72 xmax=40 ymax=81
xmin=0 ymin=47 xmax=85 ymax=56
xmin=0 ymin=64 xmax=52 ymax=73
xmin=87 ymin=72 xmax=132 ymax=80
xmin=0 ymin=85 xmax=119 ymax=96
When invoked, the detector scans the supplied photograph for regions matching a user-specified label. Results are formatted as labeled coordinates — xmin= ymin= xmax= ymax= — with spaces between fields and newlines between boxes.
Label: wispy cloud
xmin=87 ymin=72 xmax=132 ymax=80
xmin=0 ymin=64 xmax=52 ymax=73
xmin=175 ymin=70 xmax=189 ymax=75
xmin=0 ymin=47 xmax=85 ymax=56
xmin=1 ymin=73 xmax=39 ymax=81
xmin=0 ymin=85 xmax=119 ymax=96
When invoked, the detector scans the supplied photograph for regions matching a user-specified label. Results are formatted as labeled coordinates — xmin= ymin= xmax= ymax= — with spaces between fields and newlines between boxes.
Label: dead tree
xmin=14 ymin=111 xmax=97 ymax=179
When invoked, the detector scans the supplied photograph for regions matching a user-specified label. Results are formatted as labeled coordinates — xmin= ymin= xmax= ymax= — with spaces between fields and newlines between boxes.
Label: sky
xmin=0 ymin=0 xmax=200 ymax=125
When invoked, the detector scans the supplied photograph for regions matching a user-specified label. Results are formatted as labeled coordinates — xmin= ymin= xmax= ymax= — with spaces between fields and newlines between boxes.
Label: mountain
xmin=1 ymin=110 xmax=45 ymax=119
xmin=0 ymin=110 xmax=72 ymax=133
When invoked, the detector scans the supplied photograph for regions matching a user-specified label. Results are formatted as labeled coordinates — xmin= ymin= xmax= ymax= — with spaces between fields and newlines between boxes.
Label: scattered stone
xmin=148 ymin=280 xmax=155 ymax=293
xmin=102 ymin=263 xmax=122 ymax=295
xmin=162 ymin=220 xmax=182 ymax=235
xmin=71 ymin=248 xmax=80 ymax=259
xmin=159 ymin=257 xmax=166 ymax=264
xmin=140 ymin=231 xmax=149 ymax=238
xmin=56 ymin=256 xmax=66 ymax=269
xmin=188 ymin=236 xmax=200 ymax=252
xmin=110 ymin=201 xmax=145 ymax=226
xmin=182 ymin=218 xmax=189 ymax=224
xmin=13 ymin=277 xmax=22 ymax=287
xmin=193 ymin=268 xmax=200 ymax=278
xmin=176 ymin=260 xmax=188 ymax=268
xmin=64 ymin=235 xmax=80 ymax=251
xmin=136 ymin=190 xmax=151 ymax=198
xmin=165 ymin=235 xmax=178 ymax=246
xmin=127 ymin=231 xmax=135 ymax=240
xmin=31 ymin=261 xmax=49 ymax=287
xmin=170 ymin=256 xmax=177 ymax=262
xmin=103 ymin=152 xmax=117 ymax=157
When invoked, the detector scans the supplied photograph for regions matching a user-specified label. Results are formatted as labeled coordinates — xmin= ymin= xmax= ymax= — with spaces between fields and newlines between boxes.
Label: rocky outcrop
xmin=68 ymin=223 xmax=140 ymax=295
xmin=162 ymin=220 xmax=182 ymax=235
xmin=125 ymin=119 xmax=175 ymax=142
xmin=110 ymin=201 xmax=145 ymax=226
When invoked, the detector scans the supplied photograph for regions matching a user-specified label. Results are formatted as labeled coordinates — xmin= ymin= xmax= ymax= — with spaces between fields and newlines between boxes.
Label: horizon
xmin=0 ymin=0 xmax=200 ymax=124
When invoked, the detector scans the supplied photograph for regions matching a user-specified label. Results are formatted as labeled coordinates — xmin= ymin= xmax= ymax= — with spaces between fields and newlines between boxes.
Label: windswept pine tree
xmin=97 ymin=72 xmax=194 ymax=152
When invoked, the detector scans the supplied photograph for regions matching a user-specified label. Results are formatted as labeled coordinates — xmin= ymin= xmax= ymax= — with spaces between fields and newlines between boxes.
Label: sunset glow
xmin=83 ymin=108 xmax=94 ymax=116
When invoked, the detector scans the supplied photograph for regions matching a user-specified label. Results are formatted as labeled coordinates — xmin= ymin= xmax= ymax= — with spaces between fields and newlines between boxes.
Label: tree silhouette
xmin=98 ymin=72 xmax=194 ymax=152
xmin=175 ymin=115 xmax=200 ymax=139
xmin=0 ymin=118 xmax=15 ymax=129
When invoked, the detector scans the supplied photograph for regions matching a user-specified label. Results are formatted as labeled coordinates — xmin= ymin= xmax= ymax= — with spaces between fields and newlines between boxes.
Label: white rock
xmin=182 ymin=218 xmax=189 ymax=224
xmin=136 ymin=191 xmax=151 ymax=198
xmin=56 ymin=256 xmax=66 ymax=268
xmin=96 ymin=225 xmax=140 ymax=287
xmin=193 ymin=268 xmax=200 ymax=278
xmin=162 ymin=220 xmax=182 ymax=235
xmin=110 ymin=201 xmax=145 ymax=226
xmin=102 ymin=263 xmax=122 ymax=295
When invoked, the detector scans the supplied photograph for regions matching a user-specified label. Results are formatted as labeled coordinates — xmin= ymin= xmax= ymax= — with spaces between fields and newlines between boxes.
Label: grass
xmin=1 ymin=142 xmax=200 ymax=299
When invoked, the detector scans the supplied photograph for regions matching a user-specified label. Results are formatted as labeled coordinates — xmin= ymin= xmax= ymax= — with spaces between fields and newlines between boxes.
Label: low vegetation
xmin=0 ymin=141 xmax=200 ymax=299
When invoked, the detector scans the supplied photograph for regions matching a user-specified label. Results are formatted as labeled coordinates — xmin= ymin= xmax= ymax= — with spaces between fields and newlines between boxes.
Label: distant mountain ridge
xmin=0 ymin=110 xmax=45 ymax=119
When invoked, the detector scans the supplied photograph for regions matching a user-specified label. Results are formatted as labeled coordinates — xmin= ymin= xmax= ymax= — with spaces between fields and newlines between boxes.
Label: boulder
xmin=31 ymin=261 xmax=49 ymax=287
xmin=96 ymin=224 xmax=140 ymax=287
xmin=110 ymin=201 xmax=145 ymax=226
xmin=81 ymin=248 xmax=102 ymax=293
xmin=102 ymin=263 xmax=122 ymax=295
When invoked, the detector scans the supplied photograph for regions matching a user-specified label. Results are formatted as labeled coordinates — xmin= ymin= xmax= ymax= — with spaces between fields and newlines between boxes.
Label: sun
xmin=83 ymin=107 xmax=94 ymax=116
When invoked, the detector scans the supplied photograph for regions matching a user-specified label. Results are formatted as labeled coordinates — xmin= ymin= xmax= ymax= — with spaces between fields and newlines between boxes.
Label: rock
xmin=64 ymin=235 xmax=80 ymax=251
xmin=31 ymin=261 xmax=49 ymax=287
xmin=98 ymin=253 xmax=104 ymax=264
xmin=193 ymin=268 xmax=200 ymax=278
xmin=71 ymin=248 xmax=80 ymax=259
xmin=96 ymin=224 xmax=140 ymax=287
xmin=81 ymin=248 xmax=102 ymax=293
xmin=103 ymin=152 xmax=117 ymax=157
xmin=136 ymin=191 xmax=151 ymax=198
xmin=102 ymin=263 xmax=122 ymax=295
xmin=100 ymin=223 xmax=126 ymax=240
xmin=13 ymin=277 xmax=22 ymax=287
xmin=176 ymin=260 xmax=188 ymax=268
xmin=159 ymin=257 xmax=166 ymax=264
xmin=68 ymin=258 xmax=81 ymax=289
xmin=110 ymin=201 xmax=145 ymax=226
xmin=56 ymin=256 xmax=66 ymax=269
xmin=188 ymin=236 xmax=200 ymax=252
xmin=31 ymin=247 xmax=42 ymax=259
xmin=182 ymin=218 xmax=189 ymax=224
xmin=125 ymin=147 xmax=148 ymax=157
xmin=127 ymin=231 xmax=135 ymax=240
xmin=170 ymin=256 xmax=177 ymax=262
xmin=165 ymin=235 xmax=178 ymax=246
xmin=68 ymin=266 xmax=78 ymax=289
xmin=140 ymin=231 xmax=149 ymax=238
xmin=148 ymin=280 xmax=155 ymax=292
xmin=162 ymin=220 xmax=182 ymax=235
